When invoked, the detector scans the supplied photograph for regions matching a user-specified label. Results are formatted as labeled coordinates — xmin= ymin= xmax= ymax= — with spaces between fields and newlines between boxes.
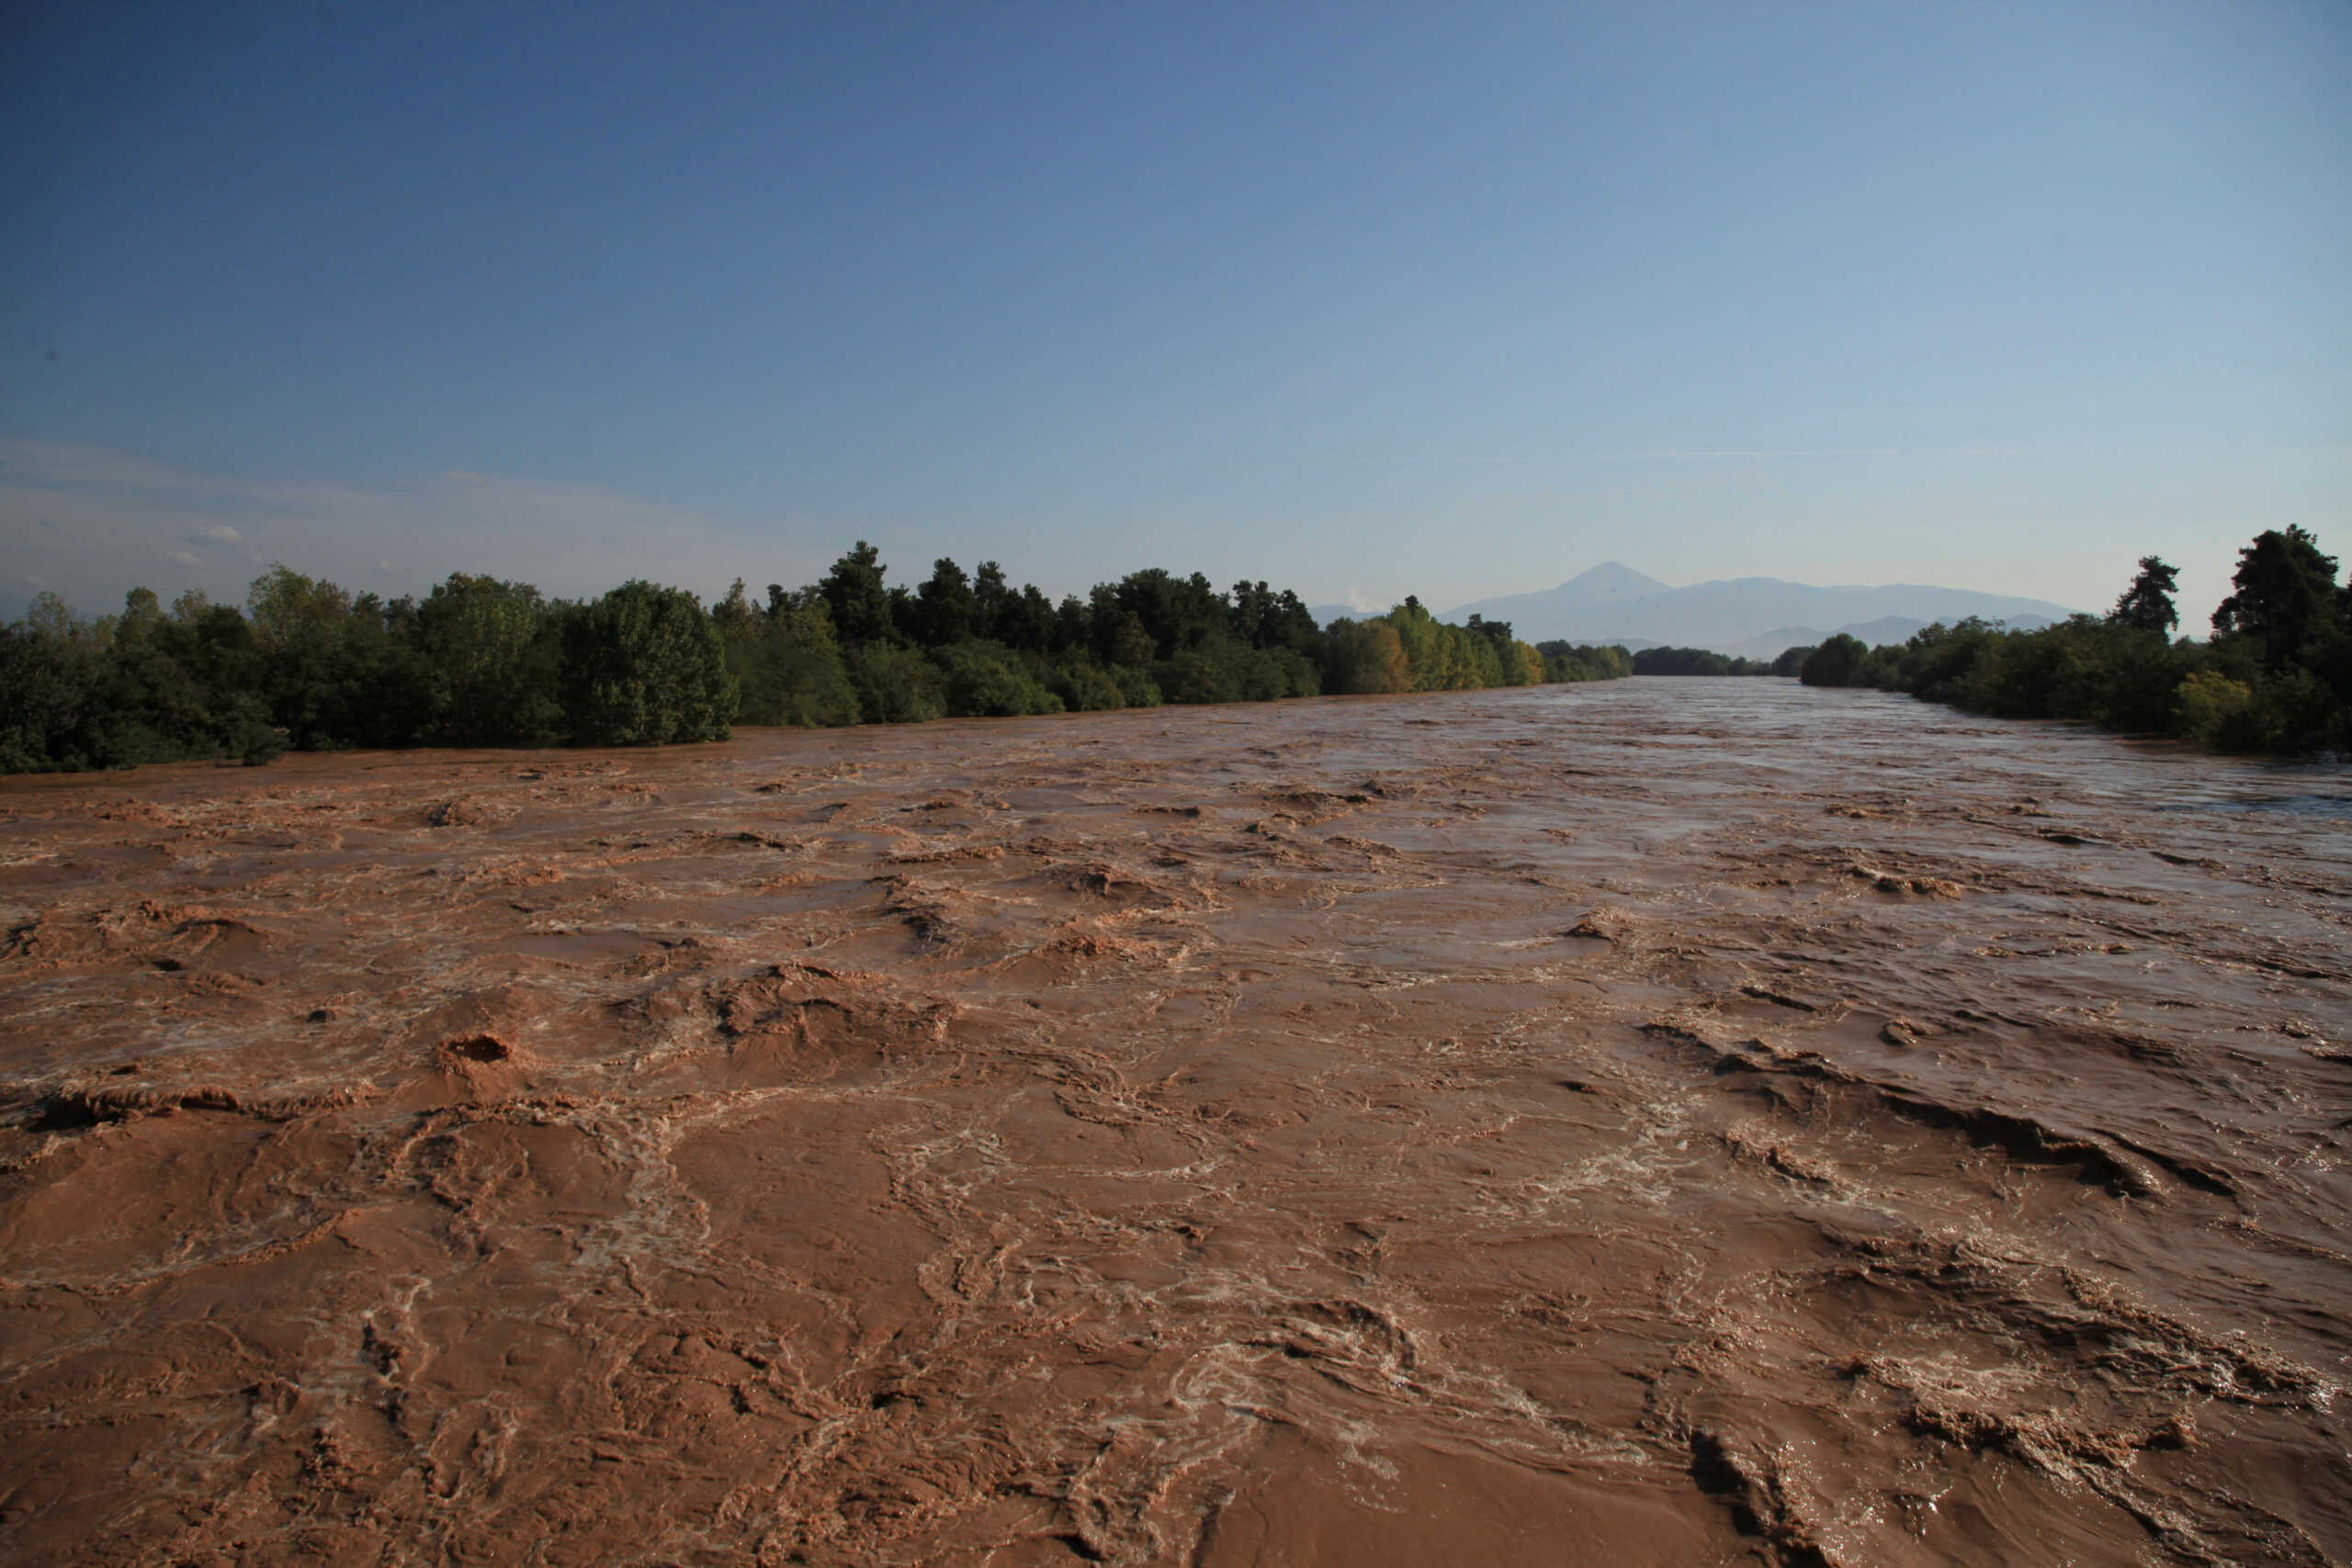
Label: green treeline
xmin=0 ymin=548 xmax=1629 ymax=773
xmin=1798 ymin=528 xmax=2352 ymax=754
xmin=1536 ymin=640 xmax=1636 ymax=683
xmin=1629 ymin=646 xmax=1803 ymax=677
xmin=1321 ymin=603 xmax=1625 ymax=694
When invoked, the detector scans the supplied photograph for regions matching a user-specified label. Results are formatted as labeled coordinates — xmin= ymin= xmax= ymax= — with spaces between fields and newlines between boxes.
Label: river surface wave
xmin=3 ymin=677 xmax=2347 ymax=1565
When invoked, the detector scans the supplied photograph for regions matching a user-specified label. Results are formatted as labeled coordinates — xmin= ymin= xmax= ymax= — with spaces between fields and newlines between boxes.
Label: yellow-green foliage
xmin=2174 ymin=670 xmax=2254 ymax=744
xmin=1542 ymin=643 xmax=1634 ymax=682
xmin=1329 ymin=608 xmax=1599 ymax=694
xmin=1322 ymin=619 xmax=1411 ymax=694
xmin=1382 ymin=601 xmax=1493 ymax=690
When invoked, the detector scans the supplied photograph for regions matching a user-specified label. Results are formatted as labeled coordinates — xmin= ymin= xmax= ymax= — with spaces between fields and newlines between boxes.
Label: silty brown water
xmin=1 ymin=676 xmax=2346 ymax=1565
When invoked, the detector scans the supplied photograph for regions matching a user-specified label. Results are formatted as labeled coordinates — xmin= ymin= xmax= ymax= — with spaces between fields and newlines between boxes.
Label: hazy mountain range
xmin=1314 ymin=563 xmax=2076 ymax=660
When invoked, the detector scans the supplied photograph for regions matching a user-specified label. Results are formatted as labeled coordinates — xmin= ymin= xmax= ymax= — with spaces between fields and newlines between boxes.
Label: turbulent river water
xmin=2 ymin=677 xmax=2348 ymax=1567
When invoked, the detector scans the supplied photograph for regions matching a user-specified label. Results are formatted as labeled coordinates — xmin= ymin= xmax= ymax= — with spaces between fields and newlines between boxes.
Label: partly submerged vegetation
xmin=0 ymin=547 xmax=1626 ymax=773
xmin=1629 ymin=645 xmax=1805 ymax=678
xmin=1800 ymin=528 xmax=2352 ymax=755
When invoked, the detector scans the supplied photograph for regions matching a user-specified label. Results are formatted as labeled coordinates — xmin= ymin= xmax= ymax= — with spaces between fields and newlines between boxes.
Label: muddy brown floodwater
xmin=2 ymin=678 xmax=2349 ymax=1567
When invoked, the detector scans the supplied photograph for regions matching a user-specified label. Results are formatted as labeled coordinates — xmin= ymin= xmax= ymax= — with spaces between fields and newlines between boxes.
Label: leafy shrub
xmin=1109 ymin=663 xmax=1163 ymax=707
xmin=725 ymin=589 xmax=862 ymax=727
xmin=843 ymin=643 xmax=947 ymax=724
xmin=418 ymin=574 xmax=562 ymax=743
xmin=1049 ymin=656 xmax=1127 ymax=712
xmin=560 ymin=581 xmax=737 ymax=745
xmin=1154 ymin=646 xmax=1242 ymax=705
xmin=1800 ymin=635 xmax=1868 ymax=687
xmin=933 ymin=639 xmax=1064 ymax=716
xmin=2174 ymin=670 xmax=2255 ymax=747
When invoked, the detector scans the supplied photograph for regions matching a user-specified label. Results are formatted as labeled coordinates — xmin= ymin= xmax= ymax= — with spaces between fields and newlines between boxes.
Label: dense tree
xmin=931 ymin=639 xmax=1063 ymax=716
xmin=2109 ymin=556 xmax=2180 ymax=636
xmin=1322 ymin=618 xmax=1411 ymax=694
xmin=1385 ymin=600 xmax=1497 ymax=690
xmin=246 ymin=564 xmax=351 ymax=649
xmin=1797 ymin=534 xmax=2350 ymax=753
xmin=724 ymin=584 xmax=861 ymax=727
xmin=912 ymin=558 xmax=978 ymax=647
xmin=0 ymin=589 xmax=279 ymax=771
xmin=712 ymin=579 xmax=759 ymax=640
xmin=2212 ymin=527 xmax=2341 ymax=672
xmin=1800 ymin=634 xmax=1869 ymax=688
xmin=0 ymin=612 xmax=107 ymax=772
xmin=1053 ymin=593 xmax=1092 ymax=656
xmin=1232 ymin=581 xmax=1320 ymax=653
xmin=417 ymin=573 xmax=560 ymax=744
xmin=843 ymin=642 xmax=946 ymax=724
xmin=1093 ymin=600 xmax=1157 ymax=671
xmin=1536 ymin=642 xmax=1634 ymax=682
xmin=1047 ymin=654 xmax=1129 ymax=712
xmin=1631 ymin=646 xmax=1774 ymax=676
xmin=245 ymin=566 xmax=369 ymax=748
xmin=1461 ymin=615 xmax=1541 ymax=684
xmin=1000 ymin=582 xmax=1057 ymax=654
xmin=818 ymin=542 xmax=897 ymax=647
xmin=972 ymin=562 xmax=1013 ymax=643
xmin=2 ymin=547 xmax=1637 ymax=773
xmin=560 ymin=581 xmax=737 ymax=745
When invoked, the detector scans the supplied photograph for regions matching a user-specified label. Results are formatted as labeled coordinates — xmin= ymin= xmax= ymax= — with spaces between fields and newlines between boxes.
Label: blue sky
xmin=4 ymin=0 xmax=2346 ymax=625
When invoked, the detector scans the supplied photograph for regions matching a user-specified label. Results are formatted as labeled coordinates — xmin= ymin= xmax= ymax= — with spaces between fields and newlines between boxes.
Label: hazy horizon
xmin=6 ymin=2 xmax=2346 ymax=629
xmin=0 ymin=447 xmax=2101 ymax=631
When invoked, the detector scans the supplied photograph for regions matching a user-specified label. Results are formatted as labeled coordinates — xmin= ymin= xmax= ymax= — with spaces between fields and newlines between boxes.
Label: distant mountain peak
xmin=1440 ymin=567 xmax=2079 ymax=656
xmin=1565 ymin=561 xmax=1669 ymax=592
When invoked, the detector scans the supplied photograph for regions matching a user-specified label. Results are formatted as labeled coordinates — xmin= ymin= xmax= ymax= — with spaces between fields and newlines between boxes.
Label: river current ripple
xmin=2 ymin=677 xmax=2346 ymax=1565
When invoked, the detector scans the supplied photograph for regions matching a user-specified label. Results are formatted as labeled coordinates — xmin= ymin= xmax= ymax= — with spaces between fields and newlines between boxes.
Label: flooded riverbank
xmin=3 ymin=677 xmax=2346 ymax=1565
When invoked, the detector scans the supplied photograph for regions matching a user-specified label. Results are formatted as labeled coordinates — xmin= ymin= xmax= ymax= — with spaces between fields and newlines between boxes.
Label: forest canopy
xmin=1797 ymin=528 xmax=2352 ymax=755
xmin=1628 ymin=646 xmax=1781 ymax=678
xmin=0 ymin=549 xmax=1631 ymax=773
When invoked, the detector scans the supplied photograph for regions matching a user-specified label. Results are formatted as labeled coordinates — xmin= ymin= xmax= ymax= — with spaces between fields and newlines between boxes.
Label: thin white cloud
xmin=0 ymin=441 xmax=382 ymax=511
xmin=0 ymin=440 xmax=831 ymax=614
xmin=1599 ymin=446 xmax=2030 ymax=461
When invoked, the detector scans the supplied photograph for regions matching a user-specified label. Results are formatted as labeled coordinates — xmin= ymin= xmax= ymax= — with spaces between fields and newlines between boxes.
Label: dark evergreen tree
xmin=1230 ymin=581 xmax=1321 ymax=652
xmin=971 ymin=561 xmax=1012 ymax=641
xmin=2109 ymin=556 xmax=2180 ymax=636
xmin=997 ymin=583 xmax=1057 ymax=653
xmin=2212 ymin=527 xmax=2340 ymax=671
xmin=818 ymin=542 xmax=897 ymax=647
xmin=912 ymin=558 xmax=978 ymax=647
